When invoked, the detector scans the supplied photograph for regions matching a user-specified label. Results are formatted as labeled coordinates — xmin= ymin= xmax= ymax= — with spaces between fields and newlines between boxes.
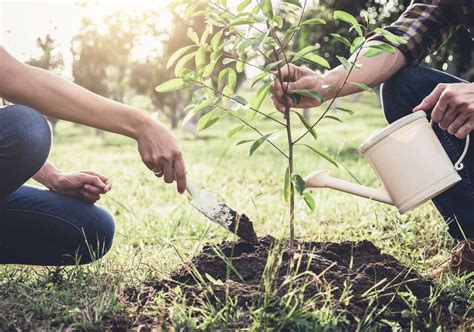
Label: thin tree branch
xmin=195 ymin=80 xmax=286 ymax=126
xmin=213 ymin=103 xmax=289 ymax=159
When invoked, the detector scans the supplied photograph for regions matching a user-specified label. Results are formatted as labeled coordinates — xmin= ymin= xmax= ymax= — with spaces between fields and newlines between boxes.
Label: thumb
xmin=413 ymin=84 xmax=445 ymax=112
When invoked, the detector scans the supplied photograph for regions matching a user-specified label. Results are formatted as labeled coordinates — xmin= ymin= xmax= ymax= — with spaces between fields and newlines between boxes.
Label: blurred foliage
xmin=26 ymin=34 xmax=64 ymax=131
xmin=71 ymin=13 xmax=138 ymax=103
xmin=128 ymin=9 xmax=207 ymax=129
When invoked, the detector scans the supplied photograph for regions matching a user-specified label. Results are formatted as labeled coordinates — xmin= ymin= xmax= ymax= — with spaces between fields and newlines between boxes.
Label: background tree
xmin=26 ymin=34 xmax=64 ymax=132
xmin=129 ymin=8 xmax=246 ymax=132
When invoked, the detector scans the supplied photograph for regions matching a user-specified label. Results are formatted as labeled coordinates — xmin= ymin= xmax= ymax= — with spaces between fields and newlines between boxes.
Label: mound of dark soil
xmin=152 ymin=236 xmax=469 ymax=329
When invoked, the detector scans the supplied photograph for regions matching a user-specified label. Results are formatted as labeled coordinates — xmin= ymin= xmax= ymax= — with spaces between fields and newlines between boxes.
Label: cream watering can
xmin=304 ymin=111 xmax=470 ymax=214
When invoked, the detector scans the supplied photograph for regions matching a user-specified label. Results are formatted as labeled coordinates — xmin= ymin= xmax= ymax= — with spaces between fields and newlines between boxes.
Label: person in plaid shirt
xmin=271 ymin=0 xmax=473 ymax=278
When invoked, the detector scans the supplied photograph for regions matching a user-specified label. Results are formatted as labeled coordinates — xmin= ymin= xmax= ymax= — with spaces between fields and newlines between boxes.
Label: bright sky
xmin=0 ymin=0 xmax=172 ymax=77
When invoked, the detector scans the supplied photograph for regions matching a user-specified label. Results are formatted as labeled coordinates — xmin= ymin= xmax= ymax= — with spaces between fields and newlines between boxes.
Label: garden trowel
xmin=186 ymin=179 xmax=258 ymax=244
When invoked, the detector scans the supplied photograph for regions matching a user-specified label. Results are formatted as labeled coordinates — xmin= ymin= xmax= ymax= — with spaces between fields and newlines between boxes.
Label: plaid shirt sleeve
xmin=370 ymin=0 xmax=463 ymax=65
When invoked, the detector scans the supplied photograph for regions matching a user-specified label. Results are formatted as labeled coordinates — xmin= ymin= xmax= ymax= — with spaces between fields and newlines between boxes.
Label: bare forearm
xmin=0 ymin=47 xmax=150 ymax=139
xmin=33 ymin=161 xmax=61 ymax=190
xmin=321 ymin=41 xmax=407 ymax=100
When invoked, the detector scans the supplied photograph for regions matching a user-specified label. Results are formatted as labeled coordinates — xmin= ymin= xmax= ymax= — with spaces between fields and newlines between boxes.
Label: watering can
xmin=304 ymin=111 xmax=470 ymax=214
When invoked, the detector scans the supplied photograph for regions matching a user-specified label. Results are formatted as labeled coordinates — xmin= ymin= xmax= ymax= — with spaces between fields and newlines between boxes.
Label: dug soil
xmin=150 ymin=236 xmax=470 ymax=329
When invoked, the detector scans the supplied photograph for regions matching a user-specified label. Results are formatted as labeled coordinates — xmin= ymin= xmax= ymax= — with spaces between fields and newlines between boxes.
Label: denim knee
xmin=381 ymin=66 xmax=427 ymax=124
xmin=77 ymin=206 xmax=115 ymax=264
xmin=0 ymin=105 xmax=52 ymax=174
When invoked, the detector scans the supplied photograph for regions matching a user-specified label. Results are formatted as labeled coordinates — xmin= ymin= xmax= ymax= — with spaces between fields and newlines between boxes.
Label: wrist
xmin=33 ymin=162 xmax=62 ymax=191
xmin=321 ymin=69 xmax=345 ymax=100
xmin=127 ymin=110 xmax=154 ymax=141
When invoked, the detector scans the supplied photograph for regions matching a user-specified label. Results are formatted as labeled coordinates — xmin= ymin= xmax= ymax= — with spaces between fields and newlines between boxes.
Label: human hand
xmin=413 ymin=83 xmax=474 ymax=139
xmin=50 ymin=170 xmax=112 ymax=204
xmin=271 ymin=64 xmax=327 ymax=116
xmin=136 ymin=119 xmax=187 ymax=194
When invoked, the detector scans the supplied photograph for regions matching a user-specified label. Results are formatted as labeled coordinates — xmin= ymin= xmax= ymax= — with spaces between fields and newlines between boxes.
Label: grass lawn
xmin=0 ymin=93 xmax=472 ymax=330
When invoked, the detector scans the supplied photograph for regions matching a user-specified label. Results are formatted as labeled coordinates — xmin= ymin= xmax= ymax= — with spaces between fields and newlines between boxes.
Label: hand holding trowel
xmin=185 ymin=178 xmax=258 ymax=244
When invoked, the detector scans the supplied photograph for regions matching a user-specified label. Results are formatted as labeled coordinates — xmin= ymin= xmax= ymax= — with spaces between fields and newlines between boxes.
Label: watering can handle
xmin=427 ymin=112 xmax=470 ymax=171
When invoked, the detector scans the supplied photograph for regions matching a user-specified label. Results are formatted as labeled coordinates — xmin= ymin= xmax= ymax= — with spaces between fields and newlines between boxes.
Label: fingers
xmin=173 ymin=153 xmax=187 ymax=194
xmin=438 ymin=106 xmax=459 ymax=130
xmin=82 ymin=184 xmax=103 ymax=195
xmin=432 ymin=93 xmax=451 ymax=126
xmin=447 ymin=113 xmax=469 ymax=136
xmin=162 ymin=158 xmax=174 ymax=184
xmin=271 ymin=95 xmax=287 ymax=116
xmin=82 ymin=170 xmax=112 ymax=192
xmin=413 ymin=84 xmax=446 ymax=115
xmin=79 ymin=173 xmax=106 ymax=191
xmin=272 ymin=64 xmax=297 ymax=97
xmin=79 ymin=188 xmax=100 ymax=203
xmin=456 ymin=121 xmax=472 ymax=139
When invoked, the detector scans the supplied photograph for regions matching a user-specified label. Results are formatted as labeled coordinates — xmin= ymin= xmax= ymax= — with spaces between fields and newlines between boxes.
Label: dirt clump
xmin=153 ymin=236 xmax=470 ymax=329
xmin=229 ymin=211 xmax=258 ymax=244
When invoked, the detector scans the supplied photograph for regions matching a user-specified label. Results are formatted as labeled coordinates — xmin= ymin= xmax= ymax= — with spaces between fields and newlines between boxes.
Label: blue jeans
xmin=381 ymin=66 xmax=473 ymax=240
xmin=0 ymin=105 xmax=115 ymax=265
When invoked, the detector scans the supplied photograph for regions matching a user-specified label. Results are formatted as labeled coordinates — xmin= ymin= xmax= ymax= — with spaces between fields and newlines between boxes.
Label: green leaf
xmin=166 ymin=45 xmax=196 ymax=70
xmin=350 ymin=36 xmax=365 ymax=54
xmin=211 ymin=30 xmax=223 ymax=52
xmin=283 ymin=0 xmax=302 ymax=7
xmin=335 ymin=107 xmax=355 ymax=115
xmin=252 ymin=32 xmax=267 ymax=50
xmin=237 ymin=0 xmax=252 ymax=12
xmin=351 ymin=82 xmax=375 ymax=94
xmin=223 ymin=58 xmax=236 ymax=65
xmin=291 ymin=174 xmax=306 ymax=195
xmin=292 ymin=45 xmax=318 ymax=62
xmin=249 ymin=134 xmax=271 ymax=156
xmin=336 ymin=55 xmax=350 ymax=70
xmin=273 ymin=16 xmax=284 ymax=29
xmin=301 ymin=18 xmax=326 ymax=26
xmin=194 ymin=97 xmax=218 ymax=113
xmin=324 ymin=115 xmax=343 ymax=122
xmin=250 ymin=71 xmax=269 ymax=88
xmin=227 ymin=68 xmax=237 ymax=94
xmin=302 ymin=144 xmax=338 ymax=167
xmin=197 ymin=109 xmax=221 ymax=132
xmin=378 ymin=29 xmax=408 ymax=46
xmin=218 ymin=68 xmax=229 ymax=89
xmin=261 ymin=0 xmax=273 ymax=19
xmin=187 ymin=31 xmax=200 ymax=44
xmin=264 ymin=59 xmax=284 ymax=72
xmin=292 ymin=89 xmax=323 ymax=103
xmin=331 ymin=33 xmax=351 ymax=47
xmin=249 ymin=82 xmax=271 ymax=120
xmin=156 ymin=78 xmax=185 ymax=93
xmin=303 ymin=192 xmax=315 ymax=210
xmin=195 ymin=47 xmax=207 ymax=74
xmin=334 ymin=10 xmax=362 ymax=36
xmin=301 ymin=53 xmax=330 ymax=69
xmin=230 ymin=18 xmax=256 ymax=26
xmin=237 ymin=139 xmax=254 ymax=146
xmin=174 ymin=52 xmax=196 ymax=76
xmin=234 ymin=95 xmax=248 ymax=105
xmin=363 ymin=44 xmax=396 ymax=58
xmin=200 ymin=29 xmax=211 ymax=45
xmin=227 ymin=125 xmax=245 ymax=138
xmin=283 ymin=166 xmax=290 ymax=202
xmin=295 ymin=112 xmax=317 ymax=141
xmin=236 ymin=59 xmax=245 ymax=73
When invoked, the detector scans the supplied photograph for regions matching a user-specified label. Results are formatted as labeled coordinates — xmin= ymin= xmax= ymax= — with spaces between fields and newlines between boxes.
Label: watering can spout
xmin=304 ymin=170 xmax=393 ymax=205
